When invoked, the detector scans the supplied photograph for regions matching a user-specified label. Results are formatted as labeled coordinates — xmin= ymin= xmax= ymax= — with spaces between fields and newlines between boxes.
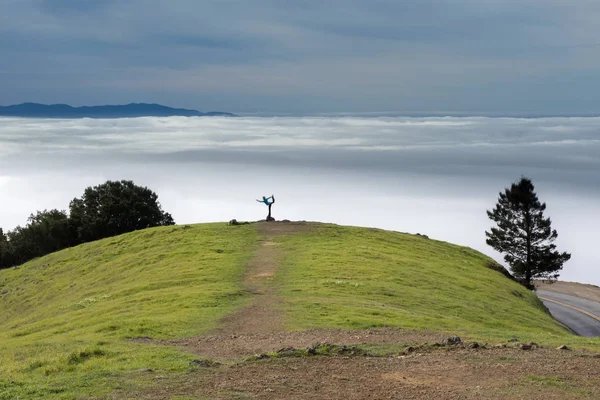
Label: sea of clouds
xmin=0 ymin=116 xmax=598 ymax=284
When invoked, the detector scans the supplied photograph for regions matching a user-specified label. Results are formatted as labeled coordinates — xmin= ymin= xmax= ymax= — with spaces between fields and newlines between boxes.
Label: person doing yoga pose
xmin=256 ymin=195 xmax=275 ymax=221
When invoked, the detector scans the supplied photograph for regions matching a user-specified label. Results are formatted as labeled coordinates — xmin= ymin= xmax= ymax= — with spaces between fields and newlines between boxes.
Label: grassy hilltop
xmin=275 ymin=225 xmax=564 ymax=336
xmin=0 ymin=222 xmax=595 ymax=398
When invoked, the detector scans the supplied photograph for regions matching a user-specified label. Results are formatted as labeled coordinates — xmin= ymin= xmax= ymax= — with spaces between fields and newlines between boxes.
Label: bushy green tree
xmin=69 ymin=180 xmax=174 ymax=242
xmin=486 ymin=177 xmax=571 ymax=289
xmin=5 ymin=210 xmax=76 ymax=266
xmin=0 ymin=181 xmax=174 ymax=269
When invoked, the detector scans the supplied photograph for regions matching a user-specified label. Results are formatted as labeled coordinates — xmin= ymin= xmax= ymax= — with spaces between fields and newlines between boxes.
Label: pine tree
xmin=486 ymin=177 xmax=571 ymax=289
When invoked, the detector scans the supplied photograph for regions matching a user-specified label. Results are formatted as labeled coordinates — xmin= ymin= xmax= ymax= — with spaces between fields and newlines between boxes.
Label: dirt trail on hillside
xmin=171 ymin=221 xmax=446 ymax=359
xmin=213 ymin=221 xmax=312 ymax=335
xmin=170 ymin=221 xmax=321 ymax=357
xmin=141 ymin=222 xmax=600 ymax=400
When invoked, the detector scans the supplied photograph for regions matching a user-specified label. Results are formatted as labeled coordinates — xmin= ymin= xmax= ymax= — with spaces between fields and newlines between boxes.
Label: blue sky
xmin=1 ymin=0 xmax=600 ymax=114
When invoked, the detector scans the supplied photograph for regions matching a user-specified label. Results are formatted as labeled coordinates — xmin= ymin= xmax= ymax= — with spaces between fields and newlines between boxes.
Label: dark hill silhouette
xmin=0 ymin=103 xmax=235 ymax=118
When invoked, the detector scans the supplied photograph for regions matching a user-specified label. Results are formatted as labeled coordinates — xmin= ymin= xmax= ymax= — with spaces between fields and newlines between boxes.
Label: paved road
xmin=537 ymin=290 xmax=600 ymax=336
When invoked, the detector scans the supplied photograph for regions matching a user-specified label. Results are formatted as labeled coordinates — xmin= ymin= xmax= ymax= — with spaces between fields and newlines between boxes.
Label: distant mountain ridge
xmin=0 ymin=103 xmax=235 ymax=118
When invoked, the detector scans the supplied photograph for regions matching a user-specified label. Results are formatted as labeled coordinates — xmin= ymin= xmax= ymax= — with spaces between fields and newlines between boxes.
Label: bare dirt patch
xmin=171 ymin=328 xmax=447 ymax=360
xmin=253 ymin=272 xmax=274 ymax=278
xmin=143 ymin=347 xmax=600 ymax=400
xmin=255 ymin=220 xmax=314 ymax=235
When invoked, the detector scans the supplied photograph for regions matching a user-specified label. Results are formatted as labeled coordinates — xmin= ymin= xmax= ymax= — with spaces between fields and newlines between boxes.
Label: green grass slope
xmin=0 ymin=222 xmax=593 ymax=399
xmin=274 ymin=225 xmax=568 ymax=339
xmin=0 ymin=223 xmax=259 ymax=399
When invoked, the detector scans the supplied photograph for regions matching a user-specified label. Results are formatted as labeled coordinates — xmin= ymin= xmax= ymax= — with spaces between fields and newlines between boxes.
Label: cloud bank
xmin=0 ymin=116 xmax=598 ymax=284
xmin=1 ymin=115 xmax=599 ymax=187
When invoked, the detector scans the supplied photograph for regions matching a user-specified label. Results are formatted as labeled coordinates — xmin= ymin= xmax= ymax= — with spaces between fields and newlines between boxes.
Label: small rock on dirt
xmin=520 ymin=344 xmax=533 ymax=351
xmin=189 ymin=359 xmax=221 ymax=367
xmin=442 ymin=336 xmax=462 ymax=346
xmin=557 ymin=345 xmax=569 ymax=350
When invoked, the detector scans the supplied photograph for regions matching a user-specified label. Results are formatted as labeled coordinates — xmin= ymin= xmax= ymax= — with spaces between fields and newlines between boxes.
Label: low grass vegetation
xmin=525 ymin=375 xmax=593 ymax=397
xmin=1 ymin=222 xmax=599 ymax=398
xmin=273 ymin=224 xmax=599 ymax=345
xmin=0 ymin=223 xmax=258 ymax=399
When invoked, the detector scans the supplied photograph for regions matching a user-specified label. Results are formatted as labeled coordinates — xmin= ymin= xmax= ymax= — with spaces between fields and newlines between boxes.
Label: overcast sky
xmin=2 ymin=0 xmax=600 ymax=114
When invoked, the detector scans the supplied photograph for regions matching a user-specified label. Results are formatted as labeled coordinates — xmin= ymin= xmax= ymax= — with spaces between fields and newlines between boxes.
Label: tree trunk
xmin=525 ymin=269 xmax=532 ymax=289
xmin=525 ymin=209 xmax=532 ymax=288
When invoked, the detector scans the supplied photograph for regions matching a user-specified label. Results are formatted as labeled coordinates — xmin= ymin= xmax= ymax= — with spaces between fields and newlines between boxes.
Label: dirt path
xmin=143 ymin=223 xmax=600 ymax=400
xmin=171 ymin=221 xmax=316 ymax=357
xmin=170 ymin=221 xmax=452 ymax=360
xmin=215 ymin=221 xmax=312 ymax=335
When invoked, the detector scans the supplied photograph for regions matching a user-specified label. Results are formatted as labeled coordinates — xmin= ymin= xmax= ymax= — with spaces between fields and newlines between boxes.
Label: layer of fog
xmin=0 ymin=116 xmax=598 ymax=284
